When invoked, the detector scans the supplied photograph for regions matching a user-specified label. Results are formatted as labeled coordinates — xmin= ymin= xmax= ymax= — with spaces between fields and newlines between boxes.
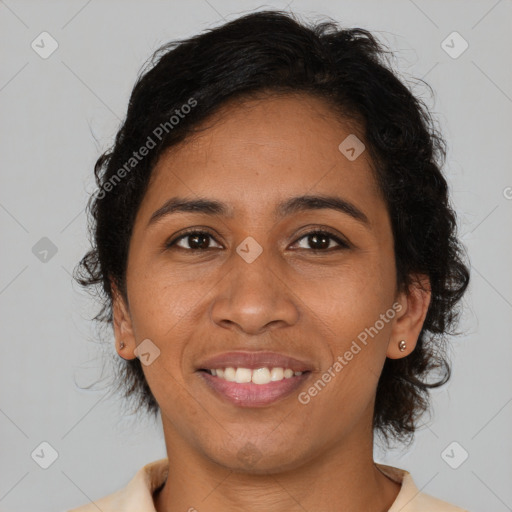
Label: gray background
xmin=1 ymin=1 xmax=511 ymax=511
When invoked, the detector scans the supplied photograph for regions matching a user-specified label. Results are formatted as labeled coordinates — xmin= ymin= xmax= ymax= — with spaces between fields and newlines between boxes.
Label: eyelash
xmin=165 ymin=228 xmax=350 ymax=253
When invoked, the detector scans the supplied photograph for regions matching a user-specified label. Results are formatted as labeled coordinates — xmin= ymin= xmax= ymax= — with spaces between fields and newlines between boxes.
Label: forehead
xmin=142 ymin=93 xmax=383 ymax=221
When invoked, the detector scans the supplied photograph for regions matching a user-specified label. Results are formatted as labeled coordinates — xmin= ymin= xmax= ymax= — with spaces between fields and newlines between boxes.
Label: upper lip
xmin=196 ymin=351 xmax=314 ymax=372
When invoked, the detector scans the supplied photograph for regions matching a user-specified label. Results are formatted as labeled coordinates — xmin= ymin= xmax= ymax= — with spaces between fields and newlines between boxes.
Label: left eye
xmin=293 ymin=231 xmax=348 ymax=251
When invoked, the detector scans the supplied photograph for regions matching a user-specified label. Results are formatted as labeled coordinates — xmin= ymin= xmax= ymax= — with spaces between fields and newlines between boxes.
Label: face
xmin=113 ymin=93 xmax=430 ymax=473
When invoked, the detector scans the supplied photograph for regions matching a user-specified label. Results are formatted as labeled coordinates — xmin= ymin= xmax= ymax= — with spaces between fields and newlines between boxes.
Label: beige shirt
xmin=68 ymin=458 xmax=468 ymax=512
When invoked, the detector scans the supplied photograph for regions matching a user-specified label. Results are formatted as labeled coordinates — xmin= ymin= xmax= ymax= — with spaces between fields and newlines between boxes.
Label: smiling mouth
xmin=197 ymin=367 xmax=311 ymax=407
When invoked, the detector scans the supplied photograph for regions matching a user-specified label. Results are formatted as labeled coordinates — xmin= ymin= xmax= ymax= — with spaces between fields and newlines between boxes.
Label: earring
xmin=398 ymin=340 xmax=407 ymax=352
xmin=119 ymin=341 xmax=125 ymax=349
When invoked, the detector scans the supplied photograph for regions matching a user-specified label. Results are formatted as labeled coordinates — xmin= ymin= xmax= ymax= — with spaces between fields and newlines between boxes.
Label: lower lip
xmin=197 ymin=371 xmax=310 ymax=407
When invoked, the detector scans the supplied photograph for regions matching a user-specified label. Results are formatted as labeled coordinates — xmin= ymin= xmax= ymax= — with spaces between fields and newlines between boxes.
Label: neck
xmin=154 ymin=422 xmax=400 ymax=512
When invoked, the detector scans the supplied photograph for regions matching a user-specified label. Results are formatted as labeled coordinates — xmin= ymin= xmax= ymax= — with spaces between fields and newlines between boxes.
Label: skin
xmin=111 ymin=93 xmax=431 ymax=512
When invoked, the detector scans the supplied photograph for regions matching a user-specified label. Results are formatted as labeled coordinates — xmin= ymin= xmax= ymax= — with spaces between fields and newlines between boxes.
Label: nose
xmin=210 ymin=250 xmax=300 ymax=336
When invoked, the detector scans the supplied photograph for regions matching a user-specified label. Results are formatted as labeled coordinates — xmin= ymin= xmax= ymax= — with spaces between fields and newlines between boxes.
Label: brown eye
xmin=293 ymin=230 xmax=349 ymax=251
xmin=167 ymin=230 xmax=222 ymax=250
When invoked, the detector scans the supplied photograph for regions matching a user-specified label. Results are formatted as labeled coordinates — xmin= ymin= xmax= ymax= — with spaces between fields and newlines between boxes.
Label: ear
xmin=111 ymin=278 xmax=137 ymax=360
xmin=387 ymin=274 xmax=431 ymax=359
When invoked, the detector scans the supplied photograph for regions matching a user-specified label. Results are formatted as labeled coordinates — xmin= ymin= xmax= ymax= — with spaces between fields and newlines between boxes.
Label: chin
xmin=204 ymin=435 xmax=313 ymax=475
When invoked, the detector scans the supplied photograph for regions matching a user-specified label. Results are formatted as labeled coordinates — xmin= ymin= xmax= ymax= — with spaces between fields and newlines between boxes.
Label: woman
xmin=71 ymin=9 xmax=470 ymax=512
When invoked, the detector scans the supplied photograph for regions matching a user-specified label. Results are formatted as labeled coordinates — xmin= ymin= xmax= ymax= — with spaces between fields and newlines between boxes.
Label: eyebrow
xmin=147 ymin=194 xmax=370 ymax=227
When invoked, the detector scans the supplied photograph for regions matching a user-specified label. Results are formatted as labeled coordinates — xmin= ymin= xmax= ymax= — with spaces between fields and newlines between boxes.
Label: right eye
xmin=166 ymin=230 xmax=223 ymax=251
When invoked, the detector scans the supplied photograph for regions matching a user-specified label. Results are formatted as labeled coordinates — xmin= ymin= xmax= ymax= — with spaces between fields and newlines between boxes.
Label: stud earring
xmin=119 ymin=341 xmax=125 ymax=349
xmin=398 ymin=340 xmax=407 ymax=352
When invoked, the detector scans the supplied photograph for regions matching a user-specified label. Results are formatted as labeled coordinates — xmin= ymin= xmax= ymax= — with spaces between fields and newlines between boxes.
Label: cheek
xmin=125 ymin=261 xmax=214 ymax=398
xmin=128 ymin=270 xmax=203 ymax=416
xmin=306 ymin=258 xmax=395 ymax=344
xmin=300 ymin=256 xmax=395 ymax=397
xmin=126 ymin=262 xmax=204 ymax=340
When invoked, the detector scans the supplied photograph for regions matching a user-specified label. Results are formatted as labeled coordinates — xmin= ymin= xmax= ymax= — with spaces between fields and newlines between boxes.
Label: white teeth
xmin=235 ymin=368 xmax=252 ymax=383
xmin=208 ymin=367 xmax=304 ymax=384
xmin=270 ymin=367 xmax=284 ymax=381
xmin=252 ymin=367 xmax=271 ymax=384
xmin=223 ymin=367 xmax=236 ymax=381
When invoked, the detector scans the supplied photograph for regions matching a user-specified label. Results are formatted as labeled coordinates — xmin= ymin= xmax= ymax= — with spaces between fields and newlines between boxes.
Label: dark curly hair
xmin=74 ymin=9 xmax=470 ymax=445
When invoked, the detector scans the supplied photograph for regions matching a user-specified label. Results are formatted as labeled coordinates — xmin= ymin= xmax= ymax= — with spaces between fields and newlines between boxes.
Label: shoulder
xmin=406 ymin=487 xmax=469 ymax=512
xmin=377 ymin=463 xmax=469 ymax=512
xmin=66 ymin=458 xmax=169 ymax=512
